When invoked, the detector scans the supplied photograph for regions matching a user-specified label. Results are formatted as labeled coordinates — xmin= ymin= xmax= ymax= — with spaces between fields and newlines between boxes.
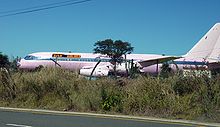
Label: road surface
xmin=0 ymin=108 xmax=211 ymax=127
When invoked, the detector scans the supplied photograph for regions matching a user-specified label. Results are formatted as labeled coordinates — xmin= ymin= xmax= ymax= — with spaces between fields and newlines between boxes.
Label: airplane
xmin=17 ymin=23 xmax=220 ymax=77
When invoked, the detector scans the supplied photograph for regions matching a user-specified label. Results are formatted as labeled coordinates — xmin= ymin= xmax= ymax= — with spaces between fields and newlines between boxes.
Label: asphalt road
xmin=0 ymin=109 xmax=203 ymax=127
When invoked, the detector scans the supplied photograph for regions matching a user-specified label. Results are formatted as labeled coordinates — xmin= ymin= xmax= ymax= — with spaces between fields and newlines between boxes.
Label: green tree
xmin=0 ymin=52 xmax=10 ymax=69
xmin=93 ymin=39 xmax=133 ymax=76
xmin=160 ymin=62 xmax=172 ymax=78
xmin=0 ymin=52 xmax=16 ymax=99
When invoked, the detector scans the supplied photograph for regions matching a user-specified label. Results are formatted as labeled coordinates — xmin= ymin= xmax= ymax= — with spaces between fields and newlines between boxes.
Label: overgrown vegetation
xmin=0 ymin=67 xmax=220 ymax=122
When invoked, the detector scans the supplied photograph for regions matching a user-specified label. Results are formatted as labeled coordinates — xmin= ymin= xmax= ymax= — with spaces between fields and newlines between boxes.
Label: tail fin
xmin=184 ymin=23 xmax=220 ymax=61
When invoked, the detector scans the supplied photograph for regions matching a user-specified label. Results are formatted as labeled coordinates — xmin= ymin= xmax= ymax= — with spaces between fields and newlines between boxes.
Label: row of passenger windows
xmin=25 ymin=56 xmax=132 ymax=63
xmin=52 ymin=58 xmax=110 ymax=62
xmin=24 ymin=56 xmax=206 ymax=65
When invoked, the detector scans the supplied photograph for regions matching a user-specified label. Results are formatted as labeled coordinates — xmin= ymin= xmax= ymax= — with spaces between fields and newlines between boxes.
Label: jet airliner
xmin=18 ymin=23 xmax=220 ymax=76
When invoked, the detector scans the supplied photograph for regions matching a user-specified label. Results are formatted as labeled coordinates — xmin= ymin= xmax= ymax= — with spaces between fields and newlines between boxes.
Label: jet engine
xmin=79 ymin=66 xmax=109 ymax=77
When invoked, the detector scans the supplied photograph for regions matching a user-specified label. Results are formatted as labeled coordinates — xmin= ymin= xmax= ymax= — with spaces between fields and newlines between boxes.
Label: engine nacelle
xmin=79 ymin=68 xmax=109 ymax=77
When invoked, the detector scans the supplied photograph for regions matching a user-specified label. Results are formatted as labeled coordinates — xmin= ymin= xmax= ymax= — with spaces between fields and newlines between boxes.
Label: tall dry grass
xmin=0 ymin=68 xmax=220 ymax=122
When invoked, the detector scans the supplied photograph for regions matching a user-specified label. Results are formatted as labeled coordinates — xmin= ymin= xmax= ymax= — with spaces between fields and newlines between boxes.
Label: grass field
xmin=0 ymin=67 xmax=220 ymax=122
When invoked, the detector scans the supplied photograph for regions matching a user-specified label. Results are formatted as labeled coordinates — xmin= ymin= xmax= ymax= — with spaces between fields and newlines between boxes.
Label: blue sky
xmin=0 ymin=0 xmax=220 ymax=58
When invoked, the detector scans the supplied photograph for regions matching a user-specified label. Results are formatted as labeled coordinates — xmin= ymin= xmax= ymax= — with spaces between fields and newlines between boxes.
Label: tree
xmin=160 ymin=62 xmax=172 ymax=78
xmin=0 ymin=52 xmax=10 ymax=69
xmin=93 ymin=39 xmax=133 ymax=76
xmin=0 ymin=52 xmax=16 ymax=99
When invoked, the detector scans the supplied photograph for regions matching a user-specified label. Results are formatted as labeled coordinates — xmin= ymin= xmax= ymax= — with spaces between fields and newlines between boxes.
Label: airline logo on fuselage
xmin=52 ymin=54 xmax=81 ymax=58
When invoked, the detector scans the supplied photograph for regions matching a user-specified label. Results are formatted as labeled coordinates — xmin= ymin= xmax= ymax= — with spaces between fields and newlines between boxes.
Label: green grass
xmin=0 ymin=67 xmax=220 ymax=122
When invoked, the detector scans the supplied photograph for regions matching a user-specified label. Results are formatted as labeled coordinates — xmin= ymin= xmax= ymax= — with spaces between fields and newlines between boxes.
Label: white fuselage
xmin=18 ymin=52 xmax=207 ymax=75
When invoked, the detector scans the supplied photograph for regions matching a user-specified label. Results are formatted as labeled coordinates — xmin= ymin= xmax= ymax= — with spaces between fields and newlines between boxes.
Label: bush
xmin=100 ymin=84 xmax=123 ymax=112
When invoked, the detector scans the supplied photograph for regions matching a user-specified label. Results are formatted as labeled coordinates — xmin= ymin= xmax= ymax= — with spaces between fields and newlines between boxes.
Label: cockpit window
xmin=24 ymin=55 xmax=38 ymax=60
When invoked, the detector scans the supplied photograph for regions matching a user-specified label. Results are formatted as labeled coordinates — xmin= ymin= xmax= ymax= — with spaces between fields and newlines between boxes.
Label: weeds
xmin=0 ymin=68 xmax=220 ymax=122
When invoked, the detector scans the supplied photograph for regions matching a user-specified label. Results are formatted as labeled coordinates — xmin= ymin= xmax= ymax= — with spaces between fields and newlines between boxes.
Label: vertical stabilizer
xmin=184 ymin=23 xmax=220 ymax=60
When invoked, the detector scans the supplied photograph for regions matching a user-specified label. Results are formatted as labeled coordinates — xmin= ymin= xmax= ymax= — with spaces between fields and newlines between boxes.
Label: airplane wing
xmin=137 ymin=56 xmax=181 ymax=67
